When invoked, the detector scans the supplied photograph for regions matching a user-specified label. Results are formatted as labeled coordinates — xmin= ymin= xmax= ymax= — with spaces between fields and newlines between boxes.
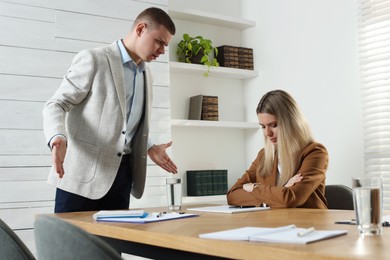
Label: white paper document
xmin=187 ymin=205 xmax=270 ymax=214
xmin=199 ymin=225 xmax=347 ymax=244
xmin=93 ymin=211 xmax=198 ymax=224
xmin=93 ymin=210 xmax=147 ymax=220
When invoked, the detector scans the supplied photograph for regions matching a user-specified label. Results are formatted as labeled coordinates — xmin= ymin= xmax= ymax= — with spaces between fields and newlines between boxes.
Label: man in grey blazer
xmin=43 ymin=7 xmax=177 ymax=213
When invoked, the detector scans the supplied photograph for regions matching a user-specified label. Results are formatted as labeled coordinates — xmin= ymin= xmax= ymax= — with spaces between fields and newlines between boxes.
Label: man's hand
xmin=148 ymin=141 xmax=177 ymax=174
xmin=51 ymin=137 xmax=67 ymax=178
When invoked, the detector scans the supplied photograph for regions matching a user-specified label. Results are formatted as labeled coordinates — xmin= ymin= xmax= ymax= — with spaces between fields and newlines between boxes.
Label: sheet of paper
xmin=199 ymin=226 xmax=290 ymax=240
xmin=187 ymin=205 xmax=270 ymax=214
xmin=199 ymin=225 xmax=347 ymax=244
xmin=93 ymin=210 xmax=147 ymax=220
xmin=94 ymin=212 xmax=198 ymax=223
xmin=249 ymin=227 xmax=347 ymax=244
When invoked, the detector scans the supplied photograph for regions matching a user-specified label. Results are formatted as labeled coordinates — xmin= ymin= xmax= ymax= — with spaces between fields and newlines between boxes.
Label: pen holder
xmin=166 ymin=178 xmax=182 ymax=211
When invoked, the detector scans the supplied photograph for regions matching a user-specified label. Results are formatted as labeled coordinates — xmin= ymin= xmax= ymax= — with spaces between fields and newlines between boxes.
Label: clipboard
xmin=94 ymin=211 xmax=198 ymax=224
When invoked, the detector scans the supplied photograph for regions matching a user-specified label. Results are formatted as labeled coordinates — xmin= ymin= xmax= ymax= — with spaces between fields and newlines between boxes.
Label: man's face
xmin=136 ymin=23 xmax=172 ymax=62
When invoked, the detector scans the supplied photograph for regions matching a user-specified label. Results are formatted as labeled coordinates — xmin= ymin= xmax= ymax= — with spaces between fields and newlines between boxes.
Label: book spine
xmin=188 ymin=95 xmax=203 ymax=120
xmin=201 ymin=96 xmax=218 ymax=121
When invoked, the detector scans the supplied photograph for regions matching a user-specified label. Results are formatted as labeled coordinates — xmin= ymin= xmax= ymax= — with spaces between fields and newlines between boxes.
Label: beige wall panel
xmin=0 ymin=46 xmax=73 ymax=78
xmin=0 ymin=155 xmax=51 ymax=167
xmin=151 ymin=107 xmax=170 ymax=121
xmin=0 ymin=201 xmax=53 ymax=210
xmin=0 ymin=74 xmax=61 ymax=101
xmin=130 ymin=194 xmax=166 ymax=208
xmin=54 ymin=37 xmax=108 ymax=53
xmin=0 ymin=129 xmax=47 ymax=154
xmin=153 ymin=85 xmax=171 ymax=108
xmin=0 ymin=206 xmax=53 ymax=229
xmin=147 ymin=165 xmax=170 ymax=177
xmin=0 ymin=167 xmax=48 ymax=181
xmin=148 ymin=61 xmax=170 ymax=86
xmin=53 ymin=0 xmax=149 ymax=21
xmin=0 ymin=180 xmax=55 ymax=203
xmin=0 ymin=1 xmax=54 ymax=22
xmin=150 ymin=119 xmax=170 ymax=133
xmin=0 ymin=100 xmax=44 ymax=129
xmin=5 ymin=0 xmax=55 ymax=8
xmin=55 ymin=11 xmax=131 ymax=43
xmin=0 ymin=17 xmax=53 ymax=50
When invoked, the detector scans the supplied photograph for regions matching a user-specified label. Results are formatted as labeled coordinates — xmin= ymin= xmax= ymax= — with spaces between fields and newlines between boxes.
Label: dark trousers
xmin=54 ymin=154 xmax=132 ymax=213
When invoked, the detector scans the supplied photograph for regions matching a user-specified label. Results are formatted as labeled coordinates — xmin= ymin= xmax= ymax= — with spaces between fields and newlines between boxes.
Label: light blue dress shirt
xmin=117 ymin=40 xmax=146 ymax=154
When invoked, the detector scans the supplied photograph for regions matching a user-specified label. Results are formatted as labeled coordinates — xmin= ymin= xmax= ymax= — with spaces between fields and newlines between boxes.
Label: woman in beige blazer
xmin=227 ymin=90 xmax=328 ymax=209
xmin=43 ymin=7 xmax=177 ymax=212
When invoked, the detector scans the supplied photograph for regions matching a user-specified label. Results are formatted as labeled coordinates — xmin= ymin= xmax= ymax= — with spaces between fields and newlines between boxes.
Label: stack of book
xmin=216 ymin=45 xmax=240 ymax=68
xmin=188 ymin=95 xmax=218 ymax=121
xmin=186 ymin=169 xmax=228 ymax=196
xmin=238 ymin=47 xmax=254 ymax=70
xmin=217 ymin=45 xmax=254 ymax=70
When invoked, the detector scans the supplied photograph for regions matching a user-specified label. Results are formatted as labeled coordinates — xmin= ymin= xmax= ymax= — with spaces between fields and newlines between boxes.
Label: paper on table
xmin=187 ymin=205 xmax=270 ymax=214
xmin=94 ymin=212 xmax=198 ymax=224
xmin=93 ymin=210 xmax=147 ymax=220
xmin=199 ymin=225 xmax=348 ymax=244
xmin=199 ymin=226 xmax=292 ymax=240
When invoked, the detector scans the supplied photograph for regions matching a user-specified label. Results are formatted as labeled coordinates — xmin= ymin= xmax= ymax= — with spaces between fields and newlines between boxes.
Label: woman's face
xmin=258 ymin=113 xmax=278 ymax=145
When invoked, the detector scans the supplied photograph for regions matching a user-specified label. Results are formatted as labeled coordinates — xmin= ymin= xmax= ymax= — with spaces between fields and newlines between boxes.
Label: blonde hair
xmin=256 ymin=90 xmax=313 ymax=186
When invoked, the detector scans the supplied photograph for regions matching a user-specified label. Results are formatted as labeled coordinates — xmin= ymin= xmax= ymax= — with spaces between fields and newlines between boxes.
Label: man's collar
xmin=117 ymin=40 xmax=145 ymax=72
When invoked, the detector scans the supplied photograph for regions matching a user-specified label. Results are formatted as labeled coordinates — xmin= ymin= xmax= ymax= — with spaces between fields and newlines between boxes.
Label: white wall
xmin=0 ymin=0 xmax=171 ymax=257
xmin=241 ymin=0 xmax=364 ymax=185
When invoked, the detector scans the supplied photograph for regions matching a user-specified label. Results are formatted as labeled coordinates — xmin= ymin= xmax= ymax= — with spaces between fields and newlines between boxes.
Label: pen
xmin=334 ymin=219 xmax=356 ymax=225
xmin=156 ymin=212 xmax=163 ymax=218
xmin=297 ymin=227 xmax=315 ymax=237
xmin=229 ymin=205 xmax=256 ymax=209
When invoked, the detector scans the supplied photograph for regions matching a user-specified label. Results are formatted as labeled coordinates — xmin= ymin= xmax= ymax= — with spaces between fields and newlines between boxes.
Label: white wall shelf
xmin=169 ymin=61 xmax=258 ymax=79
xmin=169 ymin=8 xmax=256 ymax=30
xmin=168 ymin=4 xmax=258 ymax=199
xmin=171 ymin=119 xmax=259 ymax=130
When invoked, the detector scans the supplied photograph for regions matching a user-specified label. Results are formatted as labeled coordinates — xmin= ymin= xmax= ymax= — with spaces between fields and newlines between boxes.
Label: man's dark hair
xmin=134 ymin=7 xmax=176 ymax=35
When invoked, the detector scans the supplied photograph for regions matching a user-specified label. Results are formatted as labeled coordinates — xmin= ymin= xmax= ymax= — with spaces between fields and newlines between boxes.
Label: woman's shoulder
xmin=302 ymin=141 xmax=328 ymax=155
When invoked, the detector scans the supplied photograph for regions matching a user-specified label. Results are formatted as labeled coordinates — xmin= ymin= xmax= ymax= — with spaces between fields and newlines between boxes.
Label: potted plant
xmin=177 ymin=33 xmax=219 ymax=77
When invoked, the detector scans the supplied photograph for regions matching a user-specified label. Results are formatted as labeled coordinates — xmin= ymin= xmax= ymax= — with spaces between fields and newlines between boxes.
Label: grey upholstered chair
xmin=325 ymin=184 xmax=354 ymax=210
xmin=34 ymin=215 xmax=122 ymax=260
xmin=0 ymin=218 xmax=36 ymax=260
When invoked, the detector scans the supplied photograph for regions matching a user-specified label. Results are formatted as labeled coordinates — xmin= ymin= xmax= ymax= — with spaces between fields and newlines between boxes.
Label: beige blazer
xmin=43 ymin=42 xmax=152 ymax=200
xmin=227 ymin=142 xmax=328 ymax=209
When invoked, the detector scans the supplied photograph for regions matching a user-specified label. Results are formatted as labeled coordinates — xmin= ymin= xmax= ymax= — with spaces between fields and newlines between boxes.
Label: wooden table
xmin=51 ymin=206 xmax=390 ymax=260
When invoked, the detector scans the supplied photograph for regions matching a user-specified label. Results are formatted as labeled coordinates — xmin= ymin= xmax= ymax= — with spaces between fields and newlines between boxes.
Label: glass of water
xmin=166 ymin=178 xmax=182 ymax=211
xmin=352 ymin=177 xmax=383 ymax=236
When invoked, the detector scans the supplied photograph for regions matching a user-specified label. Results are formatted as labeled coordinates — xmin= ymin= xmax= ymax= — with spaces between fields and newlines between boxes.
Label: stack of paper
xmin=199 ymin=225 xmax=347 ymax=244
xmin=93 ymin=210 xmax=148 ymax=220
xmin=93 ymin=210 xmax=198 ymax=224
xmin=187 ymin=205 xmax=270 ymax=214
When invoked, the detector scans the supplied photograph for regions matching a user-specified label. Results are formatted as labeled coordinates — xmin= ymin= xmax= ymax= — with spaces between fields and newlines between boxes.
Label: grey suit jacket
xmin=43 ymin=42 xmax=152 ymax=199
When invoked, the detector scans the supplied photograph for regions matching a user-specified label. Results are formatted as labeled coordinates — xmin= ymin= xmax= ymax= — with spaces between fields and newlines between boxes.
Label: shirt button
xmin=117 ymin=153 xmax=122 ymax=157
